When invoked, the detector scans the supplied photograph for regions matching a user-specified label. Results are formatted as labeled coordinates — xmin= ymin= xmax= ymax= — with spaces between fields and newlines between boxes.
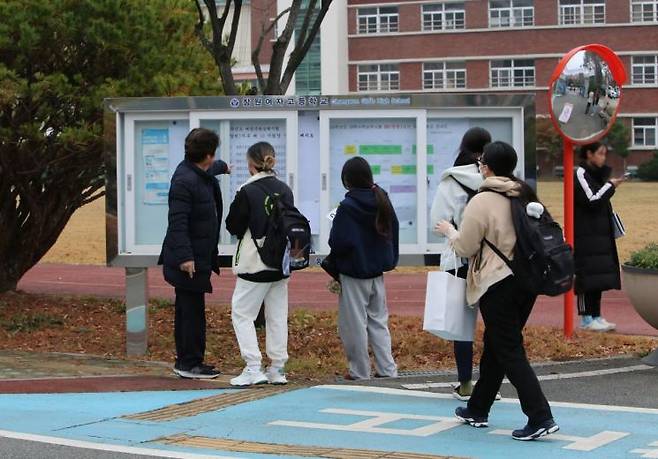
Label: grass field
xmin=42 ymin=181 xmax=658 ymax=265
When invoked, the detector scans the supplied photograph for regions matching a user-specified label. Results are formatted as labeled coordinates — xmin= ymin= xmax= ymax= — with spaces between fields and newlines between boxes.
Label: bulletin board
xmin=104 ymin=94 xmax=535 ymax=267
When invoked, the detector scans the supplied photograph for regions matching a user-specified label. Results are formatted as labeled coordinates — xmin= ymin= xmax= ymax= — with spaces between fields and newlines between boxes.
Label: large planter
xmin=622 ymin=264 xmax=658 ymax=365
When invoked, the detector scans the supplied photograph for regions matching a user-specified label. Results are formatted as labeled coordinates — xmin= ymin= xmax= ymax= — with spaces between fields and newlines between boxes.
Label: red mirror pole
xmin=563 ymin=139 xmax=575 ymax=338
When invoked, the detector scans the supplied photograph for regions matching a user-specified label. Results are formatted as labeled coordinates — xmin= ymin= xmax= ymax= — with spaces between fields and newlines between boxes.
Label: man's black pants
xmin=467 ymin=276 xmax=553 ymax=426
xmin=174 ymin=288 xmax=206 ymax=370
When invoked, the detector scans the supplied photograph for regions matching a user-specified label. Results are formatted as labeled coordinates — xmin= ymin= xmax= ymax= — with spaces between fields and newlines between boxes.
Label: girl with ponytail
xmin=328 ymin=156 xmax=399 ymax=380
xmin=225 ymin=142 xmax=294 ymax=387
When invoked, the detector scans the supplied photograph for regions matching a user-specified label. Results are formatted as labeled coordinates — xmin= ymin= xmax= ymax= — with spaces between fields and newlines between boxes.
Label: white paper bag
xmin=423 ymin=270 xmax=477 ymax=342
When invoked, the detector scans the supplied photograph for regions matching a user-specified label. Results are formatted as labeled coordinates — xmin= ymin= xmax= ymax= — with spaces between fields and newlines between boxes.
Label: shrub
xmin=638 ymin=153 xmax=658 ymax=181
xmin=627 ymin=243 xmax=658 ymax=270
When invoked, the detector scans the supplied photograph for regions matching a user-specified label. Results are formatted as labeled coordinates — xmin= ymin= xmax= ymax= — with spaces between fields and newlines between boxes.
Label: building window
xmin=489 ymin=0 xmax=534 ymax=28
xmin=490 ymin=59 xmax=535 ymax=87
xmin=357 ymin=64 xmax=400 ymax=91
xmin=633 ymin=117 xmax=658 ymax=146
xmin=422 ymin=3 xmax=466 ymax=31
xmin=632 ymin=0 xmax=658 ymax=22
xmin=293 ymin=1 xmax=321 ymax=95
xmin=357 ymin=7 xmax=399 ymax=34
xmin=632 ymin=56 xmax=658 ymax=85
xmin=558 ymin=0 xmax=605 ymax=25
xmin=423 ymin=62 xmax=467 ymax=89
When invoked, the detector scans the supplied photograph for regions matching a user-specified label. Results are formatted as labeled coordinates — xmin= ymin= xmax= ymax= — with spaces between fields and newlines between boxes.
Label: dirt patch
xmin=1 ymin=292 xmax=655 ymax=383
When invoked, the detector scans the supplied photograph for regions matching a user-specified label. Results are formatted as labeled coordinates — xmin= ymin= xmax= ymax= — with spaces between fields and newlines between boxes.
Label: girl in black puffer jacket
xmin=574 ymin=142 xmax=624 ymax=332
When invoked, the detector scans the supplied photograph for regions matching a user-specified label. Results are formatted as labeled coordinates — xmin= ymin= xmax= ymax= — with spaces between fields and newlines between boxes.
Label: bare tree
xmin=194 ymin=0 xmax=333 ymax=95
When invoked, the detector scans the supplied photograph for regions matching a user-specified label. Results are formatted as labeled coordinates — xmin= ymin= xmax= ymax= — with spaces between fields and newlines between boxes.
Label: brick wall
xmin=250 ymin=0 xmax=277 ymax=65
xmin=465 ymin=1 xmax=487 ymax=29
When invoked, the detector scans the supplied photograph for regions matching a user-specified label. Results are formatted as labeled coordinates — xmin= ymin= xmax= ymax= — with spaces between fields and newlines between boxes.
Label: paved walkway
xmin=18 ymin=263 xmax=658 ymax=336
xmin=0 ymin=357 xmax=657 ymax=458
xmin=0 ymin=350 xmax=236 ymax=393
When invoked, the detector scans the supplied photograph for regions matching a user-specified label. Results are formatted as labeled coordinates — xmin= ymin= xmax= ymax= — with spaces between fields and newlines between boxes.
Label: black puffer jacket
xmin=158 ymin=159 xmax=228 ymax=292
xmin=573 ymin=163 xmax=621 ymax=294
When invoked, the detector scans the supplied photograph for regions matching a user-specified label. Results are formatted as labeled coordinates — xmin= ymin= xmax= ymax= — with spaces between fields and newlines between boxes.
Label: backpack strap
xmin=245 ymin=178 xmax=279 ymax=255
xmin=483 ymin=238 xmax=514 ymax=272
xmin=450 ymin=176 xmax=477 ymax=200
xmin=477 ymin=188 xmax=515 ymax=271
xmin=248 ymin=176 xmax=277 ymax=198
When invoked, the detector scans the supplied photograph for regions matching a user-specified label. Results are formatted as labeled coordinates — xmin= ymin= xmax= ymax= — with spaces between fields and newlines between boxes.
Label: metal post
xmin=563 ymin=140 xmax=575 ymax=338
xmin=125 ymin=267 xmax=149 ymax=356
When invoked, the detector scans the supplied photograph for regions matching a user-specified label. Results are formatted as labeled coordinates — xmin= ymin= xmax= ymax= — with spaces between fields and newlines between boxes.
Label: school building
xmin=235 ymin=0 xmax=658 ymax=174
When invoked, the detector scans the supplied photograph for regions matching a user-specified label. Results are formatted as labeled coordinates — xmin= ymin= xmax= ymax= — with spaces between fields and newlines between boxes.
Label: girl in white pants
xmin=225 ymin=142 xmax=294 ymax=386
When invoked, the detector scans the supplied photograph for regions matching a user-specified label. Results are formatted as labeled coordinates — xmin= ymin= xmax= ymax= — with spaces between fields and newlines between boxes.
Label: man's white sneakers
xmin=230 ymin=367 xmax=268 ymax=387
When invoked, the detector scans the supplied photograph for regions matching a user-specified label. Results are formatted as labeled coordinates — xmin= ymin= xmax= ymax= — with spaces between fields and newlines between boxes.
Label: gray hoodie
xmin=430 ymin=164 xmax=484 ymax=270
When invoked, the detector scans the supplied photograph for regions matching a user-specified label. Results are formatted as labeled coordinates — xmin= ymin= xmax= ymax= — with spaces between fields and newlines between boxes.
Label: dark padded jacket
xmin=158 ymin=159 xmax=229 ymax=292
xmin=574 ymin=163 xmax=621 ymax=294
xmin=329 ymin=188 xmax=399 ymax=279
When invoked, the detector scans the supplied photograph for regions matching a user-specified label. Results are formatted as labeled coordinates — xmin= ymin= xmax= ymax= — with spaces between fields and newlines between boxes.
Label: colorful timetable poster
xmin=329 ymin=118 xmax=417 ymax=244
xmin=228 ymin=119 xmax=287 ymax=200
xmin=142 ymin=128 xmax=170 ymax=205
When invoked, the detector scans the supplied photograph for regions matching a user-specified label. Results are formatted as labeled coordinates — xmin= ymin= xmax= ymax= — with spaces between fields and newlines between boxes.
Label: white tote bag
xmin=423 ymin=259 xmax=477 ymax=342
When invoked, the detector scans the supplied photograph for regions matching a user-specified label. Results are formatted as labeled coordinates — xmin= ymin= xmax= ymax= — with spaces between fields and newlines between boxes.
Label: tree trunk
xmin=0 ymin=266 xmax=18 ymax=293
xmin=217 ymin=58 xmax=238 ymax=95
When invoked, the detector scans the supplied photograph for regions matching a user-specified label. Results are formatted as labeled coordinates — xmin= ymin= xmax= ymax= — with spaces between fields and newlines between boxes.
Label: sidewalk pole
xmin=125 ymin=267 xmax=149 ymax=356
xmin=563 ymin=140 xmax=575 ymax=339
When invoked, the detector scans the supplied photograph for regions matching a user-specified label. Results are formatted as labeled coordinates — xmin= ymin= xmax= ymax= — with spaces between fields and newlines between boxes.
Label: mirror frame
xmin=548 ymin=44 xmax=627 ymax=145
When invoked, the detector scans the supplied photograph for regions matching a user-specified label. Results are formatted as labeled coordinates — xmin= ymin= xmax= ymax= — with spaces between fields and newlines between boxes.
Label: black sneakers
xmin=173 ymin=364 xmax=220 ymax=380
xmin=512 ymin=418 xmax=560 ymax=441
xmin=454 ymin=406 xmax=489 ymax=428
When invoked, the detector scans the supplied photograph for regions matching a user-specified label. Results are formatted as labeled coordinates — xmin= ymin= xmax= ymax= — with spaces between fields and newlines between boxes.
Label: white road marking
xmin=0 ymin=429 xmax=236 ymax=459
xmin=402 ymin=365 xmax=653 ymax=390
xmin=490 ymin=429 xmax=629 ymax=451
xmin=270 ymin=408 xmax=461 ymax=437
xmin=632 ymin=441 xmax=658 ymax=458
xmin=319 ymin=385 xmax=658 ymax=414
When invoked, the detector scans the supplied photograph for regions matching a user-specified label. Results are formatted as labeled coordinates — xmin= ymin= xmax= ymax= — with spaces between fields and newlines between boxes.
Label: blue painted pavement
xmin=1 ymin=385 xmax=657 ymax=458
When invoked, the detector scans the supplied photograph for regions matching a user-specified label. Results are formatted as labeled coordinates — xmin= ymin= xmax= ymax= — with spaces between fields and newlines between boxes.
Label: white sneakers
xmin=230 ymin=367 xmax=268 ymax=387
xmin=580 ymin=315 xmax=616 ymax=332
xmin=230 ymin=366 xmax=287 ymax=386
xmin=266 ymin=366 xmax=288 ymax=385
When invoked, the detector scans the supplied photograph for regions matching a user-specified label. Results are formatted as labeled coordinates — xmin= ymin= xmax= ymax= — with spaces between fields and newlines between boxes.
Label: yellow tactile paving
xmin=158 ymin=434 xmax=462 ymax=458
xmin=124 ymin=386 xmax=290 ymax=421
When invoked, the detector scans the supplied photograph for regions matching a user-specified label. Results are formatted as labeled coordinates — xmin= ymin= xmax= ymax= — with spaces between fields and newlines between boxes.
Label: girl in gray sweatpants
xmin=328 ymin=157 xmax=399 ymax=380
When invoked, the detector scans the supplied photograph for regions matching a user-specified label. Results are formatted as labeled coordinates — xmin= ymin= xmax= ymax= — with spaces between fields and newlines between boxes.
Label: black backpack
xmin=482 ymin=192 xmax=574 ymax=297
xmin=251 ymin=181 xmax=311 ymax=273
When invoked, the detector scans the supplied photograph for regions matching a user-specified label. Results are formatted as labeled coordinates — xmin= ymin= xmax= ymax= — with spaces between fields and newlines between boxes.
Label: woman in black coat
xmin=574 ymin=142 xmax=624 ymax=332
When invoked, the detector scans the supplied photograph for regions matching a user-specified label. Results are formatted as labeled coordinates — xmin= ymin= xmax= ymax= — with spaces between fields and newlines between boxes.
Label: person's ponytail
xmin=247 ymin=142 xmax=277 ymax=173
xmin=373 ymin=185 xmax=394 ymax=239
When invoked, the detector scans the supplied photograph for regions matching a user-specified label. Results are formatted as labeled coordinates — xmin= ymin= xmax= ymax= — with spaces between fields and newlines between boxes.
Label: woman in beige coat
xmin=435 ymin=141 xmax=558 ymax=441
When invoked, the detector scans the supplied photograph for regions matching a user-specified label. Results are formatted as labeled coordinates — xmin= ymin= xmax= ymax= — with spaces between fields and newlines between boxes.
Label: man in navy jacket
xmin=158 ymin=128 xmax=230 ymax=379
